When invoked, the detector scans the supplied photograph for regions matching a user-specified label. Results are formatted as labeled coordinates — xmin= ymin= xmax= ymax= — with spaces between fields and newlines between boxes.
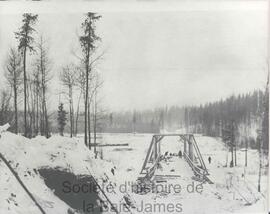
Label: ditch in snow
xmin=39 ymin=168 xmax=105 ymax=214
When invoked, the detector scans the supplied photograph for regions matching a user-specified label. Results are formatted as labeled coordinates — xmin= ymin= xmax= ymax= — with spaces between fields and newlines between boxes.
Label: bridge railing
xmin=183 ymin=152 xmax=207 ymax=178
xmin=140 ymin=154 xmax=161 ymax=181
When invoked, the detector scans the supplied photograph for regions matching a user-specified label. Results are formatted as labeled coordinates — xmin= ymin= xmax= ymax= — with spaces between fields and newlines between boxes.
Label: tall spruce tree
xmin=79 ymin=12 xmax=101 ymax=147
xmin=15 ymin=13 xmax=38 ymax=137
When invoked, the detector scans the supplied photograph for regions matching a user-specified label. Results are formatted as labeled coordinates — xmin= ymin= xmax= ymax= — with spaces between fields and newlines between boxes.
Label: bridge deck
xmin=155 ymin=156 xmax=194 ymax=178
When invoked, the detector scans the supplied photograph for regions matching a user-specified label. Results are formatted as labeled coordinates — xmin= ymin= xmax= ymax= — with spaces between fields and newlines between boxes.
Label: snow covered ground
xmin=0 ymin=129 xmax=268 ymax=213
xmin=94 ymin=133 xmax=269 ymax=214
xmin=0 ymin=131 xmax=132 ymax=214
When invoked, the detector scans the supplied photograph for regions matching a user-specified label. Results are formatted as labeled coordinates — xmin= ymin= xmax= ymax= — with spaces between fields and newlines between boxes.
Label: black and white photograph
xmin=0 ymin=1 xmax=269 ymax=213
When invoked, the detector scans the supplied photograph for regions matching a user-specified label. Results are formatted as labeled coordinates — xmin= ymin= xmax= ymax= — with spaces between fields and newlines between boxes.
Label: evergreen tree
xmin=57 ymin=103 xmax=67 ymax=136
xmin=15 ymin=13 xmax=38 ymax=137
xmin=79 ymin=12 xmax=101 ymax=147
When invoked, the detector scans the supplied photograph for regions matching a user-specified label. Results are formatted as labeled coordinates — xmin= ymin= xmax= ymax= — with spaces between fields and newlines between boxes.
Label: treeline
xmin=0 ymin=13 xmax=104 ymax=157
xmin=1 ymin=14 xmax=50 ymax=138
xmin=102 ymin=111 xmax=160 ymax=133
xmin=99 ymin=89 xmax=268 ymax=151
xmin=35 ymin=89 xmax=270 ymax=153
xmin=183 ymin=90 xmax=269 ymax=151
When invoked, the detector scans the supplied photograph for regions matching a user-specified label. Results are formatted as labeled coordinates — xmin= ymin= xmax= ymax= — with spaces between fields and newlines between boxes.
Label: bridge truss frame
xmin=139 ymin=134 xmax=212 ymax=183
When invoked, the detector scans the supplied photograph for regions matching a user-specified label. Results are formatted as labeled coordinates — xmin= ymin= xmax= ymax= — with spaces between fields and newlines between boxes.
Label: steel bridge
xmin=139 ymin=134 xmax=213 ymax=184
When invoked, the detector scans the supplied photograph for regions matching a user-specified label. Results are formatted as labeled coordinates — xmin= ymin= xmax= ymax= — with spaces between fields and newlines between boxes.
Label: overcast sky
xmin=0 ymin=1 xmax=268 ymax=111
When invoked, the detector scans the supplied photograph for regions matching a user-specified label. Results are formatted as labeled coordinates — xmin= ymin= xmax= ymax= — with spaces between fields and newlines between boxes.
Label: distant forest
xmin=103 ymin=89 xmax=268 ymax=151
xmin=55 ymin=89 xmax=267 ymax=150
xmin=0 ymin=89 xmax=268 ymax=151
xmin=103 ymin=90 xmax=268 ymax=146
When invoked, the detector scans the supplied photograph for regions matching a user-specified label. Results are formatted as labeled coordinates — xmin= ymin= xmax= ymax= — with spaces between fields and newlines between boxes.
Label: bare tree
xmin=87 ymin=70 xmax=98 ymax=149
xmin=27 ymin=74 xmax=35 ymax=137
xmin=74 ymin=63 xmax=104 ymax=153
xmin=35 ymin=36 xmax=52 ymax=138
xmin=0 ymin=90 xmax=12 ymax=126
xmin=60 ymin=64 xmax=76 ymax=137
xmin=4 ymin=48 xmax=22 ymax=134
xmin=32 ymin=64 xmax=42 ymax=135
xmin=91 ymin=72 xmax=104 ymax=157
xmin=74 ymin=65 xmax=85 ymax=136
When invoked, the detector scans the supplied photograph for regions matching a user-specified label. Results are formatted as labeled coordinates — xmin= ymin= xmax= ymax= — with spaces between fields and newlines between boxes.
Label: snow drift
xmin=0 ymin=130 xmax=132 ymax=214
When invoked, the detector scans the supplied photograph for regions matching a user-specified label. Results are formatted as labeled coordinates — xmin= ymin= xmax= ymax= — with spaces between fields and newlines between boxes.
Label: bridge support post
xmin=152 ymin=137 xmax=156 ymax=161
xmin=158 ymin=141 xmax=161 ymax=158
xmin=184 ymin=138 xmax=187 ymax=154
xmin=188 ymin=139 xmax=193 ymax=161
xmin=154 ymin=139 xmax=158 ymax=160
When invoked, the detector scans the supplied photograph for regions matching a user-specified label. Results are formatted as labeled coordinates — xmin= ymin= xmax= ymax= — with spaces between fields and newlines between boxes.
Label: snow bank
xmin=0 ymin=123 xmax=10 ymax=133
xmin=0 ymin=132 xmax=125 ymax=214
xmin=0 ymin=131 xmax=268 ymax=214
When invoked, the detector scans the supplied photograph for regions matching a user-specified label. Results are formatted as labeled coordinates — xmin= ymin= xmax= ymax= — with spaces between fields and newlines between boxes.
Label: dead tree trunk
xmin=257 ymin=131 xmax=262 ymax=192
xmin=68 ymin=85 xmax=74 ymax=138
xmin=84 ymin=58 xmax=90 ymax=146
xmin=35 ymin=77 xmax=40 ymax=136
xmin=75 ymin=89 xmax=82 ymax=136
xmin=27 ymin=81 xmax=33 ymax=138
xmin=88 ymin=101 xmax=91 ymax=149
xmin=5 ymin=48 xmax=22 ymax=134
xmin=13 ymin=84 xmax=18 ymax=134
xmin=23 ymin=47 xmax=27 ymax=137
xmin=93 ymin=90 xmax=97 ymax=157
xmin=245 ymin=140 xmax=248 ymax=167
